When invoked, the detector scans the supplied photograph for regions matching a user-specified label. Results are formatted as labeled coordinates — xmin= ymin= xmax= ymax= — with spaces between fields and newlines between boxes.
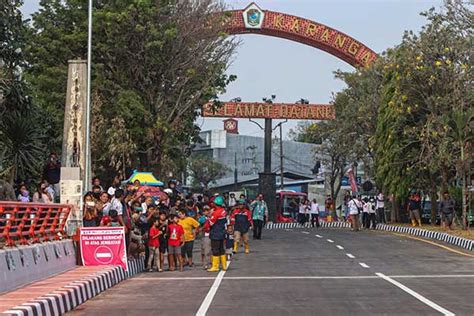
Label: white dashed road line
xmin=336 ymin=245 xmax=344 ymax=250
xmin=327 ymin=239 xmax=334 ymax=243
xmin=359 ymin=263 xmax=370 ymax=268
xmin=315 ymin=234 xmax=323 ymax=238
xmin=302 ymin=231 xmax=310 ymax=234
xmin=346 ymin=253 xmax=356 ymax=259
xmin=376 ymin=273 xmax=454 ymax=316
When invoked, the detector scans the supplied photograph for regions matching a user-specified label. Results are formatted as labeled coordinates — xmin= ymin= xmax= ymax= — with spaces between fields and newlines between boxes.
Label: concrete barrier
xmin=264 ymin=221 xmax=474 ymax=252
xmin=0 ymin=240 xmax=76 ymax=294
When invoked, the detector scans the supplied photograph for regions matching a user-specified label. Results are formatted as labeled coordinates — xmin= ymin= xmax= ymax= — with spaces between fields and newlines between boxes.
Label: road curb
xmin=265 ymin=222 xmax=474 ymax=252
xmin=2 ymin=257 xmax=145 ymax=316
xmin=375 ymin=224 xmax=474 ymax=252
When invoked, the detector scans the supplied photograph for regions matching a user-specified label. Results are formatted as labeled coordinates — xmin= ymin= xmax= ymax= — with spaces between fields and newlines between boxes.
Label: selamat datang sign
xmin=202 ymin=102 xmax=335 ymax=120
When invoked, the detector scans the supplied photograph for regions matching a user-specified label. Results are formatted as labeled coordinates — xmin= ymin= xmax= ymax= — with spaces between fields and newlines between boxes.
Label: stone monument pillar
xmin=60 ymin=60 xmax=88 ymax=234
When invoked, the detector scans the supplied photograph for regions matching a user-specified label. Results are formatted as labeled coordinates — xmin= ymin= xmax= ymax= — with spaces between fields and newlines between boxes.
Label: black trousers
xmin=368 ymin=213 xmax=377 ymax=229
xmin=377 ymin=208 xmax=386 ymax=223
xmin=210 ymin=239 xmax=225 ymax=256
xmin=311 ymin=214 xmax=320 ymax=227
xmin=362 ymin=213 xmax=370 ymax=229
xmin=253 ymin=219 xmax=263 ymax=239
xmin=181 ymin=240 xmax=194 ymax=260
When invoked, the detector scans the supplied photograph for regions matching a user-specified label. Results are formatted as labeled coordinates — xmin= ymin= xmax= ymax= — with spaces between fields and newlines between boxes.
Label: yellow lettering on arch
xmin=348 ymin=42 xmax=360 ymax=56
xmin=335 ymin=34 xmax=346 ymax=49
xmin=321 ymin=28 xmax=330 ymax=42
xmin=361 ymin=51 xmax=374 ymax=65
xmin=235 ymin=104 xmax=243 ymax=117
xmin=306 ymin=23 xmax=318 ymax=37
xmin=274 ymin=15 xmax=284 ymax=29
xmin=256 ymin=104 xmax=265 ymax=117
xmin=291 ymin=18 xmax=300 ymax=32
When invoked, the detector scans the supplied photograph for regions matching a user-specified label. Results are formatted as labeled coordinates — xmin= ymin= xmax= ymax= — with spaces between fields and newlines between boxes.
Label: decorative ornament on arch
xmin=223 ymin=2 xmax=377 ymax=67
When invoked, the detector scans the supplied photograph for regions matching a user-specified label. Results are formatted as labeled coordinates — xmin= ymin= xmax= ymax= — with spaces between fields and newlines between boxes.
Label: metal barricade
xmin=0 ymin=202 xmax=72 ymax=248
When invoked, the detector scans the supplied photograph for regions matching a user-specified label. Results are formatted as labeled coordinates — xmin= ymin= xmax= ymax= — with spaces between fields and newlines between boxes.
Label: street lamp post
xmin=84 ymin=0 xmax=93 ymax=192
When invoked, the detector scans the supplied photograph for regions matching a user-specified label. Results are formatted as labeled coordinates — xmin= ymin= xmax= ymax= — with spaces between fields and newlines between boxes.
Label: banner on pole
xmin=80 ymin=227 xmax=128 ymax=271
xmin=347 ymin=168 xmax=358 ymax=193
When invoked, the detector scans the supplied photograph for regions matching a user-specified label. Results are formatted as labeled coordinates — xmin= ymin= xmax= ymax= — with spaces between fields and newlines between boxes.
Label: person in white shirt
xmin=107 ymin=176 xmax=121 ymax=197
xmin=298 ymin=200 xmax=309 ymax=226
xmin=376 ymin=192 xmax=386 ymax=224
xmin=310 ymin=199 xmax=320 ymax=228
xmin=368 ymin=197 xmax=377 ymax=229
xmin=348 ymin=195 xmax=362 ymax=231
xmin=362 ymin=197 xmax=370 ymax=229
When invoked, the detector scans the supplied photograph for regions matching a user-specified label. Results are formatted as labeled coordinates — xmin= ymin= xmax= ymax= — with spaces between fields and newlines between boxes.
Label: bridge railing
xmin=0 ymin=201 xmax=72 ymax=248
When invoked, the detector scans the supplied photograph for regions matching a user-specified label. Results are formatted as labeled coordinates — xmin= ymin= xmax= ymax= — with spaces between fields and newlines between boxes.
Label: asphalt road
xmin=68 ymin=227 xmax=474 ymax=316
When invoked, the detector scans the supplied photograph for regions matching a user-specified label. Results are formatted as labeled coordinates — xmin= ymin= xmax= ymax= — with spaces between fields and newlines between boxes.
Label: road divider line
xmin=327 ymin=239 xmax=334 ymax=243
xmin=376 ymin=272 xmax=454 ymax=316
xmin=346 ymin=253 xmax=355 ymax=259
xmin=302 ymin=231 xmax=310 ymax=234
xmin=359 ymin=263 xmax=370 ymax=268
xmin=336 ymin=245 xmax=344 ymax=250
xmin=315 ymin=234 xmax=323 ymax=238
xmin=196 ymin=261 xmax=230 ymax=316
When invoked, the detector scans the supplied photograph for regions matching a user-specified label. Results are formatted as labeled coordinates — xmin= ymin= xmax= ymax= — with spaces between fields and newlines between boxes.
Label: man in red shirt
xmin=230 ymin=200 xmax=253 ymax=254
xmin=207 ymin=196 xmax=228 ymax=272
xmin=167 ymin=214 xmax=184 ymax=271
xmin=147 ymin=219 xmax=162 ymax=272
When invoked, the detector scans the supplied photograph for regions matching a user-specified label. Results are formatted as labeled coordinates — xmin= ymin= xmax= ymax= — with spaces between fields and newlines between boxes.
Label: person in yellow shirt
xmin=178 ymin=209 xmax=200 ymax=267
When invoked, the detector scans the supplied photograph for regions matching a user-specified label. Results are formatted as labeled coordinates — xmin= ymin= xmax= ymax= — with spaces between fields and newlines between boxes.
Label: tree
xmin=188 ymin=154 xmax=228 ymax=191
xmin=27 ymin=0 xmax=237 ymax=181
xmin=0 ymin=0 xmax=45 ymax=183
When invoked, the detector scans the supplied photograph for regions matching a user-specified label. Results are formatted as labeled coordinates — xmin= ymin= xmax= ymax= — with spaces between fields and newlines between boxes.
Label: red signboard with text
xmin=80 ymin=227 xmax=128 ymax=271
xmin=203 ymin=102 xmax=335 ymax=120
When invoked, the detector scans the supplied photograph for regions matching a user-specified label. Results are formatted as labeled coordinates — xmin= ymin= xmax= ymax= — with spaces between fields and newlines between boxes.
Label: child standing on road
xmin=147 ymin=219 xmax=162 ymax=272
xmin=199 ymin=206 xmax=212 ymax=269
xmin=167 ymin=214 xmax=184 ymax=272
xmin=158 ymin=212 xmax=169 ymax=271
xmin=225 ymin=225 xmax=234 ymax=261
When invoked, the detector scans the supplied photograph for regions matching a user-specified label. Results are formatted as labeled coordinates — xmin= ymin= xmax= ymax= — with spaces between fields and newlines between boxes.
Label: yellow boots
xmin=244 ymin=241 xmax=250 ymax=254
xmin=233 ymin=241 xmax=239 ymax=254
xmin=207 ymin=256 xmax=220 ymax=272
xmin=207 ymin=255 xmax=228 ymax=272
xmin=220 ymin=255 xmax=227 ymax=271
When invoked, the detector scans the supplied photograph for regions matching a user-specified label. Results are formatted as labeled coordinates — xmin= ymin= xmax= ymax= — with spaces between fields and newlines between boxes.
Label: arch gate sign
xmin=223 ymin=2 xmax=377 ymax=67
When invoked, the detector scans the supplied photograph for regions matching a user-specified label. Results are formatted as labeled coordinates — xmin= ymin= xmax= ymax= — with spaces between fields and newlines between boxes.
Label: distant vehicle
xmin=276 ymin=191 xmax=307 ymax=222
xmin=421 ymin=200 xmax=440 ymax=224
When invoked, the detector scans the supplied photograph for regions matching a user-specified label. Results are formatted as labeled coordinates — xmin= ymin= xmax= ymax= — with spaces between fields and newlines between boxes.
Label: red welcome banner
xmin=80 ymin=227 xmax=128 ymax=271
xmin=347 ymin=168 xmax=358 ymax=193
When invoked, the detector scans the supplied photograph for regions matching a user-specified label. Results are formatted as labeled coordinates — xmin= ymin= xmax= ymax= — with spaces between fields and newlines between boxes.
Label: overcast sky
xmin=21 ymin=0 xmax=444 ymax=139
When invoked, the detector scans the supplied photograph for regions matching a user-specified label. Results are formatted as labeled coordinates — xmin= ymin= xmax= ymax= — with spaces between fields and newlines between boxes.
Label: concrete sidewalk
xmin=1 ymin=258 xmax=144 ymax=316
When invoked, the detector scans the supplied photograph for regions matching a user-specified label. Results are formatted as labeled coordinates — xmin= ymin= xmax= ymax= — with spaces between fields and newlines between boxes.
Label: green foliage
xmin=25 ymin=0 xmax=237 ymax=181
xmin=0 ymin=0 xmax=46 ymax=183
xmin=188 ymin=154 xmax=229 ymax=190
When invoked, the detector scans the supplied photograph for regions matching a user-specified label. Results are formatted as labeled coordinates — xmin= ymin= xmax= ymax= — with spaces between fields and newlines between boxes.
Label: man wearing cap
xmin=207 ymin=195 xmax=228 ymax=272
xmin=250 ymin=194 xmax=268 ymax=240
xmin=231 ymin=200 xmax=253 ymax=254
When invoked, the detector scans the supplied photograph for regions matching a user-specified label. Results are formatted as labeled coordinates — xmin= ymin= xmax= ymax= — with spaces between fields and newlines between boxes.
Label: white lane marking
xmin=346 ymin=253 xmax=355 ymax=259
xmin=327 ymin=239 xmax=334 ymax=243
xmin=131 ymin=274 xmax=474 ymax=281
xmin=359 ymin=263 xmax=370 ymax=268
xmin=336 ymin=245 xmax=344 ymax=250
xmin=196 ymin=261 xmax=230 ymax=316
xmin=376 ymin=273 xmax=454 ymax=316
xmin=315 ymin=234 xmax=323 ymax=238
xmin=302 ymin=231 xmax=310 ymax=234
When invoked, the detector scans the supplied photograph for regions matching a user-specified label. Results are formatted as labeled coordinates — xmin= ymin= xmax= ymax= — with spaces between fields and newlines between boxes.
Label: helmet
xmin=214 ymin=196 xmax=224 ymax=206
xmin=164 ymin=188 xmax=173 ymax=195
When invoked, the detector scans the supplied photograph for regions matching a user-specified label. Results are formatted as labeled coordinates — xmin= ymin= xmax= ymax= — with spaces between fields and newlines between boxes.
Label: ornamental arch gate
xmin=204 ymin=3 xmax=377 ymax=221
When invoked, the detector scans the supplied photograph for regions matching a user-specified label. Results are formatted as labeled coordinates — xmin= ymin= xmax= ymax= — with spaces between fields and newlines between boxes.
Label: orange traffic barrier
xmin=0 ymin=202 xmax=72 ymax=248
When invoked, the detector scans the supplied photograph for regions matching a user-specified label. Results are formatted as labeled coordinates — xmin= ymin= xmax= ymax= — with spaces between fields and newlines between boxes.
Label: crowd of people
xmin=80 ymin=177 xmax=268 ymax=273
